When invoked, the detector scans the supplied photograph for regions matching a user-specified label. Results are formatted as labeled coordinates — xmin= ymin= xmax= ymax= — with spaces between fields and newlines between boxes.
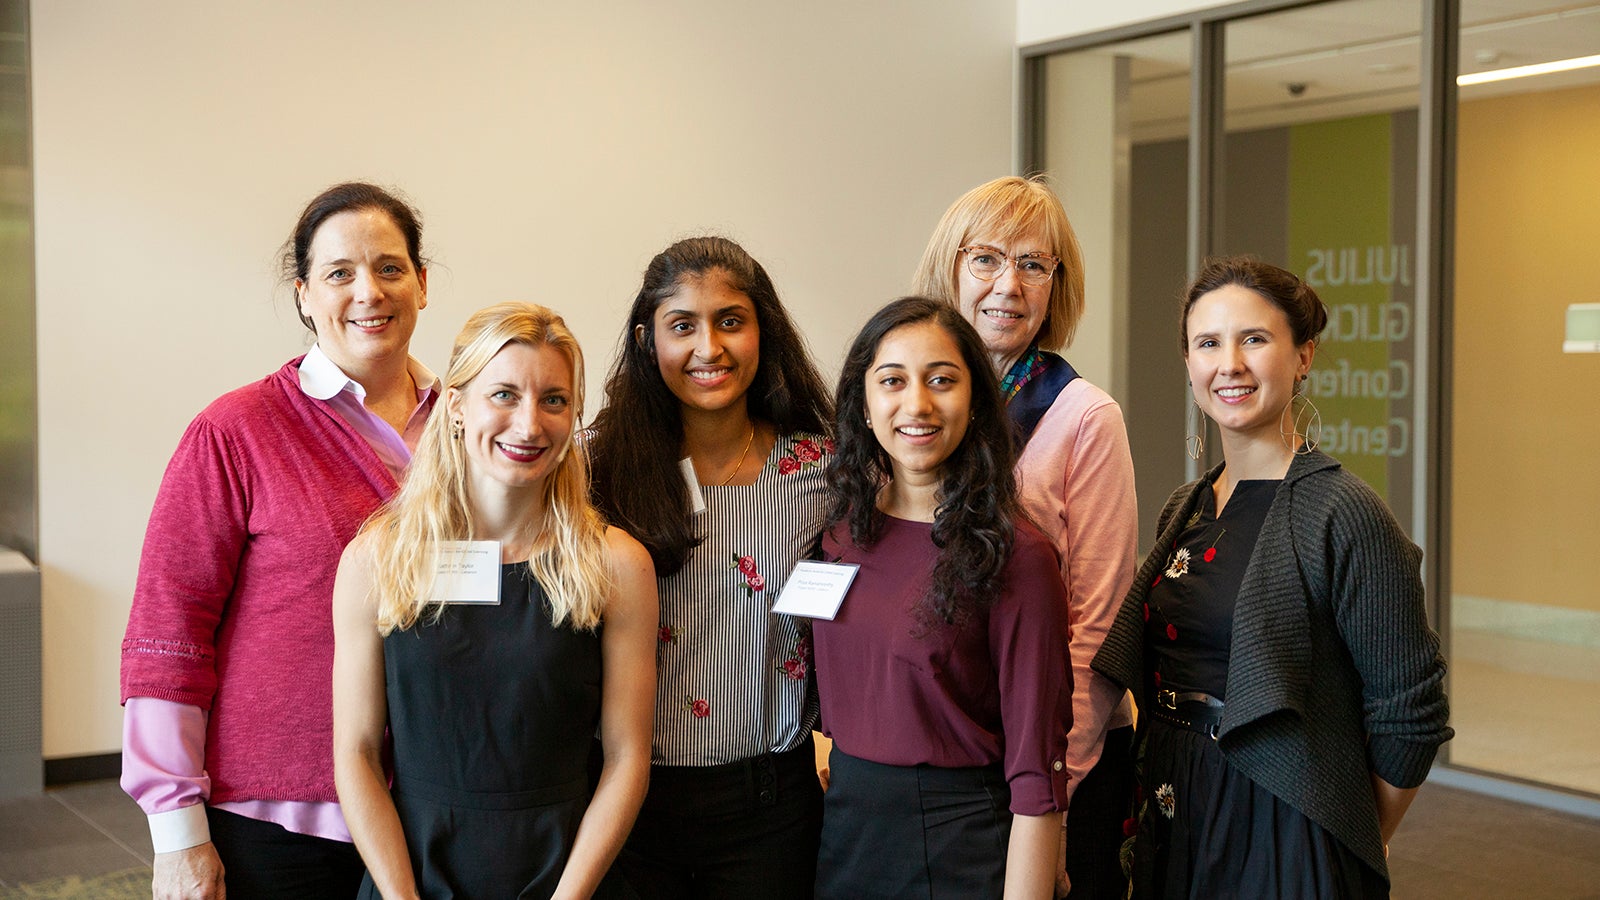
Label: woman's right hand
xmin=153 ymin=841 xmax=225 ymax=899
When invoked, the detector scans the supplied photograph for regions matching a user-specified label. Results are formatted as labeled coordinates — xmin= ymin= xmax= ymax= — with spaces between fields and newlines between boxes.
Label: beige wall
xmin=32 ymin=0 xmax=1017 ymax=757
xmin=1016 ymin=0 xmax=1228 ymax=45
xmin=1452 ymin=82 xmax=1600 ymax=611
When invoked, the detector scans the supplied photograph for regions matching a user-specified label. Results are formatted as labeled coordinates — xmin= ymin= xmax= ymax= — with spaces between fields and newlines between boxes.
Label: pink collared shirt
xmin=122 ymin=345 xmax=437 ymax=853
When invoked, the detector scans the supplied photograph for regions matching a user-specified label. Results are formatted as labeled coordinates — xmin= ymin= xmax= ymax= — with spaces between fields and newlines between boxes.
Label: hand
xmin=153 ymin=841 xmax=226 ymax=900
xmin=1053 ymin=827 xmax=1071 ymax=898
xmin=817 ymin=766 xmax=830 ymax=792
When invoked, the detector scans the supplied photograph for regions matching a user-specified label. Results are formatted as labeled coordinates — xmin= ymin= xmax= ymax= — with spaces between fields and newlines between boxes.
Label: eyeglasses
xmin=958 ymin=245 xmax=1059 ymax=287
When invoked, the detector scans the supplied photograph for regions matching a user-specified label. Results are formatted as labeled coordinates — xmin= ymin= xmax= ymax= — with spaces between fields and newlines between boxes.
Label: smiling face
xmin=864 ymin=321 xmax=974 ymax=485
xmin=1185 ymin=283 xmax=1315 ymax=447
xmin=448 ymin=341 xmax=575 ymax=495
xmin=955 ymin=227 xmax=1054 ymax=373
xmin=647 ymin=269 xmax=761 ymax=418
xmin=295 ymin=208 xmax=428 ymax=377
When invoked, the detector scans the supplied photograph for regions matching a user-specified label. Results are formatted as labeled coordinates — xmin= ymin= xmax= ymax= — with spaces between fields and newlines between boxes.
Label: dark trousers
xmin=1065 ymin=725 xmax=1136 ymax=899
xmin=206 ymin=806 xmax=364 ymax=900
xmin=615 ymin=739 xmax=822 ymax=900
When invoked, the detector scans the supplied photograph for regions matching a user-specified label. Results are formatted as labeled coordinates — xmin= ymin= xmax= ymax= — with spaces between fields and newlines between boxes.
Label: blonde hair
xmin=912 ymin=175 xmax=1087 ymax=350
xmin=363 ymin=302 xmax=611 ymax=634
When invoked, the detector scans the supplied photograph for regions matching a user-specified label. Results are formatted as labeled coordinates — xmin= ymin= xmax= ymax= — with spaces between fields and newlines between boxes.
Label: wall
xmin=1452 ymin=82 xmax=1600 ymax=614
xmin=30 ymin=0 xmax=1016 ymax=757
xmin=1018 ymin=0 xmax=1229 ymax=46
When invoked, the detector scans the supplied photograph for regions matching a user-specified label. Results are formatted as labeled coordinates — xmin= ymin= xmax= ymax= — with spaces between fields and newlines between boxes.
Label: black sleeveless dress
xmin=358 ymin=563 xmax=603 ymax=900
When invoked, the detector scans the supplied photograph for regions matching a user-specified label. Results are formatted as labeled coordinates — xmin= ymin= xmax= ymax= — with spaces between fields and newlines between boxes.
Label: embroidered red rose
xmin=823 ymin=438 xmax=836 ymax=454
xmin=731 ymin=554 xmax=765 ymax=596
xmin=658 ymin=625 xmax=673 ymax=643
xmin=794 ymin=439 xmax=822 ymax=463
xmin=777 ymin=457 xmax=801 ymax=475
xmin=1123 ymin=817 xmax=1138 ymax=838
xmin=778 ymin=658 xmax=807 ymax=680
xmin=685 ymin=696 xmax=710 ymax=718
xmin=1203 ymin=547 xmax=1217 ymax=562
xmin=1165 ymin=623 xmax=1178 ymax=641
xmin=796 ymin=634 xmax=812 ymax=660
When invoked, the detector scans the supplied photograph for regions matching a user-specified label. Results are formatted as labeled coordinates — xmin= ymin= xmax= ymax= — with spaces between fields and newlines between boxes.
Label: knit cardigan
xmin=1091 ymin=449 xmax=1451 ymax=879
xmin=121 ymin=357 xmax=403 ymax=804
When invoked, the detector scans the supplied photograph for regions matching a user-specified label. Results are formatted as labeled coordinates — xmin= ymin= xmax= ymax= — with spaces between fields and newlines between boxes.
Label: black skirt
xmin=1133 ymin=717 xmax=1389 ymax=899
xmin=817 ymin=748 xmax=1012 ymax=900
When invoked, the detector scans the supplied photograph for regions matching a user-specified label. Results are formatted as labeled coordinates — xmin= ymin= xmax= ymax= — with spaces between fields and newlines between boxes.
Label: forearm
xmin=1004 ymin=811 xmax=1064 ymax=900
xmin=552 ymin=748 xmax=650 ymax=900
xmin=335 ymin=749 xmax=417 ymax=900
xmin=1061 ymin=670 xmax=1127 ymax=798
xmin=1370 ymin=771 xmax=1420 ymax=846
xmin=122 ymin=698 xmax=213 ymax=853
xmin=1056 ymin=399 xmax=1139 ymax=794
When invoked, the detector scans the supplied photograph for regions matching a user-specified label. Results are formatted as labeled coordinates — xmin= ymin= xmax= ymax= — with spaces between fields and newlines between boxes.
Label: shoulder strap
xmin=1006 ymin=351 xmax=1080 ymax=447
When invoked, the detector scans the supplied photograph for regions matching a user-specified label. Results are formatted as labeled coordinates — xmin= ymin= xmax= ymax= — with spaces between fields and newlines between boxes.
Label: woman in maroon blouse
xmin=813 ymin=297 xmax=1074 ymax=899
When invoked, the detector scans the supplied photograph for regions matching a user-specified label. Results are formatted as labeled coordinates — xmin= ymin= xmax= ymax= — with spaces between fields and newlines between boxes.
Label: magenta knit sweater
xmin=121 ymin=357 xmax=401 ymax=805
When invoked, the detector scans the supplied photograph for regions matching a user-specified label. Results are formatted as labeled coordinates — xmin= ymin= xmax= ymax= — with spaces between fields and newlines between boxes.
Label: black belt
xmin=1149 ymin=689 xmax=1224 ymax=739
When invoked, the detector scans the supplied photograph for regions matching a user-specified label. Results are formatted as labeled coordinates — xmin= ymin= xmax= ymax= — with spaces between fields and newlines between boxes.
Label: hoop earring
xmin=1186 ymin=402 xmax=1207 ymax=461
xmin=1281 ymin=380 xmax=1322 ymax=454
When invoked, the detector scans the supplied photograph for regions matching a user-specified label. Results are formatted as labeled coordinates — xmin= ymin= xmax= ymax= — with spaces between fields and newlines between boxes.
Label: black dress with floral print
xmin=1142 ymin=479 xmax=1278 ymax=700
xmin=1131 ymin=477 xmax=1390 ymax=898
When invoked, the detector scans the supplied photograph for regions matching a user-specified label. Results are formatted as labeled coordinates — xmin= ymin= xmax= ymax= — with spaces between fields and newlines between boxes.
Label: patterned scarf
xmin=998 ymin=345 xmax=1046 ymax=404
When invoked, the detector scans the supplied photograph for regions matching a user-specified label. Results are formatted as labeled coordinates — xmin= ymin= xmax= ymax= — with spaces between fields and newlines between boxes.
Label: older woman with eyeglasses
xmin=914 ymin=176 xmax=1139 ymax=899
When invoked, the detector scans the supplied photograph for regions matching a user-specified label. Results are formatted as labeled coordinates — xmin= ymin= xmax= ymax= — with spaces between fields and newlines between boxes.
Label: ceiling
xmin=1061 ymin=1 xmax=1600 ymax=141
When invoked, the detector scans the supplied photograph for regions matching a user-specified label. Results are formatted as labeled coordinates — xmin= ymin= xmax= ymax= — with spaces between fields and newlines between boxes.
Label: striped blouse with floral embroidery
xmin=650 ymin=432 xmax=833 ymax=766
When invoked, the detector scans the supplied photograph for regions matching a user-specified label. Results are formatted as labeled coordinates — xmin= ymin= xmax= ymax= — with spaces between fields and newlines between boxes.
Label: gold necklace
xmin=718 ymin=423 xmax=757 ymax=486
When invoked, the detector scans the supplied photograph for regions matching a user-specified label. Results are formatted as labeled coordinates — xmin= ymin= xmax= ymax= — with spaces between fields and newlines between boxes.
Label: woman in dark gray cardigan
xmin=1093 ymin=257 xmax=1450 ymax=898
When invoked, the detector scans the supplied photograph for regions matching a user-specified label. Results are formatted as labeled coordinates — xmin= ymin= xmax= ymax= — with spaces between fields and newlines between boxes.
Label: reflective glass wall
xmin=1026 ymin=0 xmax=1600 ymax=801
xmin=1028 ymin=0 xmax=1426 ymax=541
xmin=0 ymin=0 xmax=32 ymax=560
xmin=1447 ymin=0 xmax=1600 ymax=795
xmin=1220 ymin=1 xmax=1424 ymax=532
xmin=1036 ymin=32 xmax=1192 ymax=545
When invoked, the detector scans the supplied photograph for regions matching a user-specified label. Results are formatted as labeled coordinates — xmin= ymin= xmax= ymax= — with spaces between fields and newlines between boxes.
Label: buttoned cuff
xmin=1009 ymin=761 xmax=1072 ymax=816
xmin=149 ymin=803 xmax=210 ymax=854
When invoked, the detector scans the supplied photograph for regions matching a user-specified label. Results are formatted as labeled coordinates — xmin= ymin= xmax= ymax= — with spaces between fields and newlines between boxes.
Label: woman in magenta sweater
xmin=120 ymin=183 xmax=437 ymax=899
xmin=915 ymin=176 xmax=1139 ymax=898
xmin=814 ymin=297 xmax=1072 ymax=899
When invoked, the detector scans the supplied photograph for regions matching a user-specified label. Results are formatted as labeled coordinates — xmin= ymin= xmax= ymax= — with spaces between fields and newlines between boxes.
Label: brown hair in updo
xmin=1180 ymin=256 xmax=1328 ymax=353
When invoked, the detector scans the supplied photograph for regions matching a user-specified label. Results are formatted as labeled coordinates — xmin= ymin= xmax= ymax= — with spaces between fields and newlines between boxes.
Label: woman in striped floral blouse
xmin=589 ymin=236 xmax=836 ymax=899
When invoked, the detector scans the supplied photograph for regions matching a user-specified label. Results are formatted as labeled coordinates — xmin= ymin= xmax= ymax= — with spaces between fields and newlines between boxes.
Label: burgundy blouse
xmin=815 ymin=515 xmax=1073 ymax=815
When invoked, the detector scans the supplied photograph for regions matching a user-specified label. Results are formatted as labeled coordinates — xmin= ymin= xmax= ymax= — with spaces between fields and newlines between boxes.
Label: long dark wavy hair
xmin=826 ymin=297 xmax=1020 ymax=626
xmin=589 ymin=236 xmax=834 ymax=576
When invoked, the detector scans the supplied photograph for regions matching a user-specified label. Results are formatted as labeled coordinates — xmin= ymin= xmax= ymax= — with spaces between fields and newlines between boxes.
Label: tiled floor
xmin=3 ymin=778 xmax=1599 ymax=897
xmin=0 ymin=781 xmax=150 ymax=897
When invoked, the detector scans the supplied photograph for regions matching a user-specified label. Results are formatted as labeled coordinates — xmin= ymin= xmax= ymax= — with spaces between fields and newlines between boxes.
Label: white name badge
xmin=433 ymin=540 xmax=501 ymax=605
xmin=679 ymin=457 xmax=708 ymax=514
xmin=770 ymin=560 xmax=860 ymax=620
